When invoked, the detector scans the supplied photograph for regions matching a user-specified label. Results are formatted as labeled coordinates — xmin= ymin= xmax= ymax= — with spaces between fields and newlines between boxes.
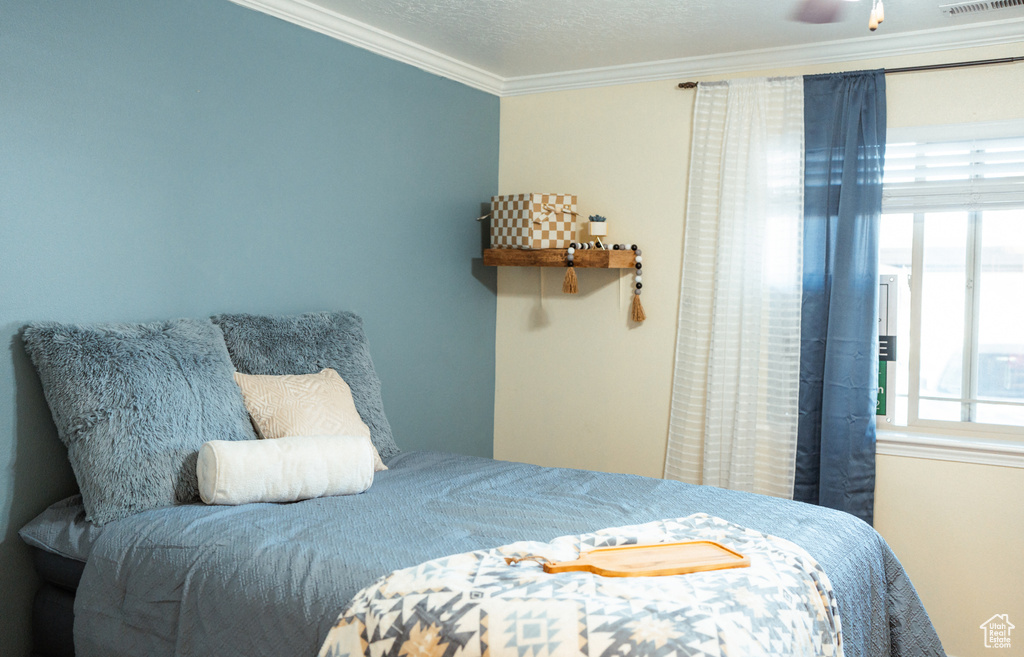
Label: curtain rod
xmin=675 ymin=55 xmax=1024 ymax=89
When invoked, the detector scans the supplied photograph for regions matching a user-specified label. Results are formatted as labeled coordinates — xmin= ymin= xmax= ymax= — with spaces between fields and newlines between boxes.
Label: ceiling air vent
xmin=941 ymin=0 xmax=1024 ymax=15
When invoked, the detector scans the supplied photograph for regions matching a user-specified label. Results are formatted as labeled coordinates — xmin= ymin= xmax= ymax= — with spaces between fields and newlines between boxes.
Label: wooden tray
xmin=542 ymin=541 xmax=750 ymax=578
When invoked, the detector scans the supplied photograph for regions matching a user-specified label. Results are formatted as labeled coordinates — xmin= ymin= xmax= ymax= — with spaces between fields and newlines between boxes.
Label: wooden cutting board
xmin=541 ymin=541 xmax=750 ymax=578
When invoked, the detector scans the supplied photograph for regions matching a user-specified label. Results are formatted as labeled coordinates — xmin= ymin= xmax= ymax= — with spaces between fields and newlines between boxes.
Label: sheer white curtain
xmin=664 ymin=77 xmax=804 ymax=498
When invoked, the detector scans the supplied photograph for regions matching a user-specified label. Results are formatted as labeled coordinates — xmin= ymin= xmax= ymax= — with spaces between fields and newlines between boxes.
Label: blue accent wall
xmin=0 ymin=1 xmax=498 ymax=652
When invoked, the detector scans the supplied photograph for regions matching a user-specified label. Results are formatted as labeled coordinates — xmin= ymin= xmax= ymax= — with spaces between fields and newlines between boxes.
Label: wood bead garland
xmin=561 ymin=242 xmax=646 ymax=323
xmin=563 ymin=245 xmax=579 ymax=294
xmin=629 ymin=244 xmax=646 ymax=322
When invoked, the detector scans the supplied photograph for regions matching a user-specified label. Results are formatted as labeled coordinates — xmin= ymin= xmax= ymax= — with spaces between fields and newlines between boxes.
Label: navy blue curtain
xmin=796 ymin=71 xmax=886 ymax=525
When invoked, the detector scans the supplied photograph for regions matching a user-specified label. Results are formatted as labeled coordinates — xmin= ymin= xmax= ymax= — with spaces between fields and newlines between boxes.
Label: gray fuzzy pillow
xmin=23 ymin=319 xmax=257 ymax=525
xmin=212 ymin=311 xmax=400 ymax=461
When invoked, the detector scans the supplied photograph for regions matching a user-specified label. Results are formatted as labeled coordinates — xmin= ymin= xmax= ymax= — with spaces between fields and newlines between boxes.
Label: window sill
xmin=876 ymin=430 xmax=1024 ymax=469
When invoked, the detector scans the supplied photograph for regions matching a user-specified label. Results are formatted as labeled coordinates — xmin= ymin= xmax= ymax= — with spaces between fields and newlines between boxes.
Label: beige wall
xmin=875 ymin=455 xmax=1024 ymax=657
xmin=495 ymin=44 xmax=1024 ymax=656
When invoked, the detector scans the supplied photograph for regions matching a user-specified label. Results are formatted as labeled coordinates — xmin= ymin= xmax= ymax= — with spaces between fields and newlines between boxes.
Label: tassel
xmin=631 ymin=294 xmax=646 ymax=322
xmin=562 ymin=266 xmax=578 ymax=294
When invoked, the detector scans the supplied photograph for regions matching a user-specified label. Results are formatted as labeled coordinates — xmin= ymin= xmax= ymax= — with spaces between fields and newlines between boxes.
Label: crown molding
xmin=227 ymin=0 xmax=504 ymax=95
xmin=501 ymin=17 xmax=1024 ymax=95
xmin=227 ymin=0 xmax=1024 ymax=97
xmin=877 ymin=431 xmax=1024 ymax=468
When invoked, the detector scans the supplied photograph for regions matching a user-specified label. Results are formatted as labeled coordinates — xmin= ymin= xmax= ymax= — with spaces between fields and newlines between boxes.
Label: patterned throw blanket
xmin=319 ymin=514 xmax=843 ymax=657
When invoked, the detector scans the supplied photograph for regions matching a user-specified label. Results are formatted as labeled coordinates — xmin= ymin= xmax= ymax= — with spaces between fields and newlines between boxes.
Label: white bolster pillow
xmin=197 ymin=435 xmax=375 ymax=505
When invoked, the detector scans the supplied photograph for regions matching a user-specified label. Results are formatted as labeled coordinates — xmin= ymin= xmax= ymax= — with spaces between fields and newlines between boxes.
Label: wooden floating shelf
xmin=483 ymin=248 xmax=636 ymax=269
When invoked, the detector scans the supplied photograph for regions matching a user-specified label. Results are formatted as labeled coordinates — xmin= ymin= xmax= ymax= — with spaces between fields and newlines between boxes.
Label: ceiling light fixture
xmin=869 ymin=0 xmax=885 ymax=30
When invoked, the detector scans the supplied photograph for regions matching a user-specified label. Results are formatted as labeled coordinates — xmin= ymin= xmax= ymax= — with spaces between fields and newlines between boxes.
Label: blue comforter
xmin=74 ymin=452 xmax=944 ymax=657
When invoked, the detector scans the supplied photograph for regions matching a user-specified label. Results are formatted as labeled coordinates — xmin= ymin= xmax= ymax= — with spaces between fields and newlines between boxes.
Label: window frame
xmin=880 ymin=121 xmax=1024 ymax=440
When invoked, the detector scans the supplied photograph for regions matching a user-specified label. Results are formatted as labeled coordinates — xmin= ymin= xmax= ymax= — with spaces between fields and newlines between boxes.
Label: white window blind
xmin=883 ymin=122 xmax=1024 ymax=213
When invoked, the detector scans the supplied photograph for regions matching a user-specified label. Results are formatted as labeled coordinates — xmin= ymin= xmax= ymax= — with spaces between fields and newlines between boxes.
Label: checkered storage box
xmin=489 ymin=193 xmax=578 ymax=249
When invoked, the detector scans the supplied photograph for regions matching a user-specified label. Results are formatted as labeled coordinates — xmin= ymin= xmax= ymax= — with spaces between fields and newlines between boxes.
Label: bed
xmin=22 ymin=450 xmax=944 ymax=657
xmin=18 ymin=311 xmax=946 ymax=657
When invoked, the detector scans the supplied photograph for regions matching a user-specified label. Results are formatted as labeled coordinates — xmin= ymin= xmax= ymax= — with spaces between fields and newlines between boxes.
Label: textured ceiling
xmin=309 ymin=0 xmax=1024 ymax=78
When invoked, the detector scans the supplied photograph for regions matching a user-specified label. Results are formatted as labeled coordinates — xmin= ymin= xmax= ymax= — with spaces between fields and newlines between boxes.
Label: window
xmin=878 ymin=121 xmax=1024 ymax=437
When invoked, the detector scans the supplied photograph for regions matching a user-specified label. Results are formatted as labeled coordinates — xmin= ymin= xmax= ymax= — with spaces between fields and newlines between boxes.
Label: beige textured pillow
xmin=233 ymin=368 xmax=386 ymax=471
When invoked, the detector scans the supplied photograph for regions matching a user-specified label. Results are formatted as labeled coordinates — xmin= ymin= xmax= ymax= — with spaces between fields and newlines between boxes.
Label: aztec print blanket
xmin=318 ymin=513 xmax=843 ymax=657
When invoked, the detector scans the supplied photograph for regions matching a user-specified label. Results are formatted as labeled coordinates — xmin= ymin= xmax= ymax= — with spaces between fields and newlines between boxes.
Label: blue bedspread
xmin=74 ymin=452 xmax=944 ymax=657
